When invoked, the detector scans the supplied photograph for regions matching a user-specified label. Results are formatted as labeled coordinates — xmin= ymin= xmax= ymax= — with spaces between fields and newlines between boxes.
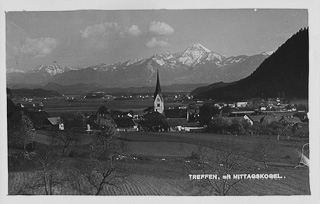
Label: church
xmin=153 ymin=69 xmax=164 ymax=113
xmin=140 ymin=69 xmax=201 ymax=132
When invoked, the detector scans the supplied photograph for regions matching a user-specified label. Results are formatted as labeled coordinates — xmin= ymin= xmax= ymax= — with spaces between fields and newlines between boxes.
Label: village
xmin=10 ymin=70 xmax=309 ymax=138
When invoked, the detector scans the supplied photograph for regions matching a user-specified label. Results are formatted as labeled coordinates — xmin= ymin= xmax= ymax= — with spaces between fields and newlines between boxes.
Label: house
xmin=278 ymin=116 xmax=303 ymax=125
xmin=293 ymin=112 xmax=308 ymax=122
xmin=247 ymin=115 xmax=265 ymax=124
xmin=164 ymin=108 xmax=188 ymax=119
xmin=260 ymin=115 xmax=280 ymax=125
xmin=228 ymin=111 xmax=254 ymax=117
xmin=114 ymin=118 xmax=138 ymax=132
xmin=140 ymin=112 xmax=167 ymax=132
xmin=43 ymin=117 xmax=64 ymax=130
xmin=236 ymin=101 xmax=248 ymax=108
xmin=166 ymin=118 xmax=202 ymax=132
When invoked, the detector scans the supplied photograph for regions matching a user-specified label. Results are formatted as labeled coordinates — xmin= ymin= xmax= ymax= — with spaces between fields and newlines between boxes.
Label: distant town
xmin=9 ymin=69 xmax=308 ymax=136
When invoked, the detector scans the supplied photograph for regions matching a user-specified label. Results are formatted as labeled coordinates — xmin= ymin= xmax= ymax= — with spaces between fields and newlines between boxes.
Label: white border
xmin=1 ymin=1 xmax=319 ymax=204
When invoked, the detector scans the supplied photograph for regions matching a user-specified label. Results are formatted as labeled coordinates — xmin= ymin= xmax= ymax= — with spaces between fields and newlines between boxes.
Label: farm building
xmin=114 ymin=118 xmax=139 ymax=132
xmin=166 ymin=118 xmax=202 ymax=132
xmin=42 ymin=117 xmax=64 ymax=130
xmin=278 ymin=116 xmax=303 ymax=125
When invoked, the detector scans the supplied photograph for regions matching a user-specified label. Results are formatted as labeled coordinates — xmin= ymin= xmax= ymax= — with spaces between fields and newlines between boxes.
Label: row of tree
xmin=206 ymin=116 xmax=308 ymax=138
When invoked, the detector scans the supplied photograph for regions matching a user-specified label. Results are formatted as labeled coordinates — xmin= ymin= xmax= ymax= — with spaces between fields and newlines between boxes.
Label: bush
xmin=189 ymin=151 xmax=200 ymax=160
xmin=293 ymin=125 xmax=309 ymax=137
xmin=68 ymin=150 xmax=80 ymax=158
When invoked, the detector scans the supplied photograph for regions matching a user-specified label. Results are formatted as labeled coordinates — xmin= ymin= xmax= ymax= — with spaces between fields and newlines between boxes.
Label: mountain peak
xmin=29 ymin=62 xmax=71 ymax=76
xmin=186 ymin=43 xmax=212 ymax=53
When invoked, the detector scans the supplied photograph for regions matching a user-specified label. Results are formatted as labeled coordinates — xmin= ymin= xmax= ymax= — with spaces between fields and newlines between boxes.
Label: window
xmin=157 ymin=104 xmax=160 ymax=107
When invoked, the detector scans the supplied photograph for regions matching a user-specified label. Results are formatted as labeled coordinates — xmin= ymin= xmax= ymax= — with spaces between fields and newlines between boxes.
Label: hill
xmin=194 ymin=28 xmax=308 ymax=100
xmin=190 ymin=81 xmax=233 ymax=96
xmin=10 ymin=88 xmax=62 ymax=98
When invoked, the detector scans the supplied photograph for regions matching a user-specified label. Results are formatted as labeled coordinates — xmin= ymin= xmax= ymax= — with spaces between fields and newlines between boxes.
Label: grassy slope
xmin=8 ymin=131 xmax=310 ymax=195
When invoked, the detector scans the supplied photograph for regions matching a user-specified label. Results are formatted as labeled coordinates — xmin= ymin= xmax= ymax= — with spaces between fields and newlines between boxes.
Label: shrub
xmin=189 ymin=151 xmax=200 ymax=160
xmin=68 ymin=150 xmax=80 ymax=158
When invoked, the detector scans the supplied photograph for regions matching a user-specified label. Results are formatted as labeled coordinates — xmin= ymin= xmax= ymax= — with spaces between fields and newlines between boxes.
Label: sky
xmin=6 ymin=9 xmax=308 ymax=72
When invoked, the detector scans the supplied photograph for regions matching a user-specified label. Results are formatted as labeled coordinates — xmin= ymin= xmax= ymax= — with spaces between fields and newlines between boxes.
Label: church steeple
xmin=154 ymin=69 xmax=163 ymax=100
xmin=153 ymin=69 xmax=164 ymax=113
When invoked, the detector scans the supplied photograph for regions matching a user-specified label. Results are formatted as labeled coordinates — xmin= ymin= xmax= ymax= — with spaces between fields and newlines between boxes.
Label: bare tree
xmin=251 ymin=136 xmax=275 ymax=168
xmin=49 ymin=130 xmax=78 ymax=154
xmin=191 ymin=145 xmax=247 ymax=196
xmin=23 ymin=149 xmax=66 ymax=195
xmin=67 ymin=116 xmax=127 ymax=195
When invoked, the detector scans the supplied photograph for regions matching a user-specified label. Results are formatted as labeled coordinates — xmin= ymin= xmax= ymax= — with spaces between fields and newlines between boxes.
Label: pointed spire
xmin=154 ymin=69 xmax=163 ymax=101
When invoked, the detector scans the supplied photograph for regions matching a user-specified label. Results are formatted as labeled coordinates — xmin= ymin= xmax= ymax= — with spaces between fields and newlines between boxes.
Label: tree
xmin=221 ymin=105 xmax=231 ymax=116
xmin=8 ymin=112 xmax=35 ymax=150
xmin=226 ymin=118 xmax=244 ymax=134
xmin=67 ymin=116 xmax=127 ymax=195
xmin=199 ymin=103 xmax=220 ymax=126
xmin=251 ymin=136 xmax=275 ymax=168
xmin=23 ymin=148 xmax=66 ymax=195
xmin=192 ymin=145 xmax=248 ymax=196
xmin=27 ymin=111 xmax=50 ymax=130
xmin=49 ymin=130 xmax=78 ymax=154
xmin=208 ymin=116 xmax=229 ymax=133
xmin=63 ymin=112 xmax=86 ymax=129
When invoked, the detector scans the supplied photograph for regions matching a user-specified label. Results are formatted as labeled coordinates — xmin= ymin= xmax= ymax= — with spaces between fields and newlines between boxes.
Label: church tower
xmin=154 ymin=69 xmax=164 ymax=113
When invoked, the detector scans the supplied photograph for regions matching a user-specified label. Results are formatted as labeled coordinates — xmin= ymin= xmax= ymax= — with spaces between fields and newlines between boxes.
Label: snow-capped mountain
xmin=29 ymin=63 xmax=72 ymax=76
xmin=7 ymin=62 xmax=72 ymax=84
xmin=7 ymin=44 xmax=272 ymax=87
xmin=178 ymin=43 xmax=225 ymax=66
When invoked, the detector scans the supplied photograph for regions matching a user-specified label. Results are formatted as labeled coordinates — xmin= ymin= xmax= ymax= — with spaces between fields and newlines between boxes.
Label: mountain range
xmin=193 ymin=28 xmax=308 ymax=100
xmin=7 ymin=43 xmax=271 ymax=89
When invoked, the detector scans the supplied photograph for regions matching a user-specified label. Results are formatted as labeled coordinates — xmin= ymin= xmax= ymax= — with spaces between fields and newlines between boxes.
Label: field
xmin=8 ymin=131 xmax=310 ymax=195
xmin=9 ymin=169 xmax=309 ymax=195
xmin=42 ymin=98 xmax=186 ymax=115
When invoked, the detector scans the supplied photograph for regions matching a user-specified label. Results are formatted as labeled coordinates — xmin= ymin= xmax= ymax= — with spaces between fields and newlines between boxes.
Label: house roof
xmin=166 ymin=118 xmax=199 ymax=127
xmin=260 ymin=115 xmax=280 ymax=124
xmin=226 ymin=116 xmax=246 ymax=121
xmin=47 ymin=117 xmax=62 ymax=125
xmin=229 ymin=111 xmax=254 ymax=117
xmin=164 ymin=109 xmax=187 ymax=118
xmin=114 ymin=118 xmax=136 ymax=128
xmin=247 ymin=115 xmax=264 ymax=122
xmin=279 ymin=116 xmax=303 ymax=124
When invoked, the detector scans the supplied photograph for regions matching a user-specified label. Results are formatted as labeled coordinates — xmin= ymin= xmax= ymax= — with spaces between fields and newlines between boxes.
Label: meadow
xmin=8 ymin=131 xmax=310 ymax=195
xmin=42 ymin=98 xmax=186 ymax=115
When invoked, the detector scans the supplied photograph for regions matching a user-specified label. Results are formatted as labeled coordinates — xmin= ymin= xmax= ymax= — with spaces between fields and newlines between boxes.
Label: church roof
xmin=154 ymin=69 xmax=163 ymax=101
xmin=144 ymin=111 xmax=166 ymax=121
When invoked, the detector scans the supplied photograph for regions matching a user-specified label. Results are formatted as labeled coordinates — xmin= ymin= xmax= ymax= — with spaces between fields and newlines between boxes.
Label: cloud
xmin=128 ymin=25 xmax=142 ymax=36
xmin=21 ymin=37 xmax=57 ymax=57
xmin=6 ymin=68 xmax=26 ymax=73
xmin=146 ymin=37 xmax=170 ymax=48
xmin=81 ymin=22 xmax=119 ymax=38
xmin=149 ymin=21 xmax=174 ymax=36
